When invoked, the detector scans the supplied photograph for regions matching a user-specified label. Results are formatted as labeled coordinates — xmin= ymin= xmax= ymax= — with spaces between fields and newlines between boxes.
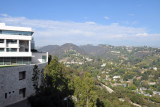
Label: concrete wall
xmin=32 ymin=52 xmax=48 ymax=64
xmin=0 ymin=63 xmax=47 ymax=107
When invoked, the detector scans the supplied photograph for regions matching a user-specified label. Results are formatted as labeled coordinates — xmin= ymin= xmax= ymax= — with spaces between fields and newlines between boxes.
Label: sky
xmin=0 ymin=0 xmax=160 ymax=47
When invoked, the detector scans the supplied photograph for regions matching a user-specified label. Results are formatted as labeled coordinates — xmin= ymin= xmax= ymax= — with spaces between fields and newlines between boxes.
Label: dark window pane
xmin=4 ymin=57 xmax=10 ymax=65
xmin=7 ymin=39 xmax=17 ymax=44
xmin=19 ymin=71 xmax=26 ymax=80
xmin=0 ymin=57 xmax=3 ymax=65
xmin=0 ymin=48 xmax=4 ymax=52
xmin=7 ymin=48 xmax=17 ymax=52
xmin=17 ymin=57 xmax=23 ymax=64
xmin=19 ymin=88 xmax=26 ymax=98
xmin=11 ymin=57 xmax=16 ymax=65
xmin=0 ymin=39 xmax=4 ymax=43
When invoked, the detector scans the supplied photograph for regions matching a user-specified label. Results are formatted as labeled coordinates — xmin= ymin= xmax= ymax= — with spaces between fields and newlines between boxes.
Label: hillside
xmin=39 ymin=43 xmax=86 ymax=58
xmin=38 ymin=43 xmax=159 ymax=60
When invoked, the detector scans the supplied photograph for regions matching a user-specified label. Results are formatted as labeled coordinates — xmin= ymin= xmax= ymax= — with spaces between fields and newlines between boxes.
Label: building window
xmin=7 ymin=48 xmax=17 ymax=52
xmin=5 ymin=93 xmax=7 ymax=99
xmin=19 ymin=71 xmax=26 ymax=80
xmin=0 ymin=48 xmax=4 ymax=52
xmin=7 ymin=39 xmax=17 ymax=44
xmin=23 ymin=57 xmax=29 ymax=64
xmin=42 ymin=56 xmax=46 ymax=62
xmin=4 ymin=57 xmax=11 ymax=65
xmin=19 ymin=88 xmax=26 ymax=98
xmin=0 ymin=39 xmax=4 ymax=43
xmin=0 ymin=30 xmax=33 ymax=36
xmin=17 ymin=57 xmax=23 ymax=64
xmin=0 ymin=57 xmax=4 ymax=65
xmin=11 ymin=57 xmax=16 ymax=65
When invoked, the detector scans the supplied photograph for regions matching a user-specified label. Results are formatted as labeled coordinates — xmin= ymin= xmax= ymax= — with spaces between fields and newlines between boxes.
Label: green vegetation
xmin=30 ymin=45 xmax=160 ymax=107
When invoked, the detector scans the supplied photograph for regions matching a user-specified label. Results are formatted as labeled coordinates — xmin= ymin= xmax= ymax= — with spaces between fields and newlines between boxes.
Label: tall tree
xmin=48 ymin=54 xmax=52 ymax=65
xmin=32 ymin=65 xmax=40 ymax=94
xmin=74 ymin=72 xmax=97 ymax=107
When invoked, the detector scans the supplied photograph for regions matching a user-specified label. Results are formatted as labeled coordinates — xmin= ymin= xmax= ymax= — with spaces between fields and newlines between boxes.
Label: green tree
xmin=123 ymin=71 xmax=136 ymax=81
xmin=44 ymin=56 xmax=71 ymax=96
xmin=128 ymin=84 xmax=137 ymax=90
xmin=48 ymin=54 xmax=52 ymax=64
xmin=32 ymin=65 xmax=40 ymax=94
xmin=74 ymin=72 xmax=97 ymax=107
xmin=133 ymin=79 xmax=140 ymax=87
xmin=29 ymin=57 xmax=74 ymax=107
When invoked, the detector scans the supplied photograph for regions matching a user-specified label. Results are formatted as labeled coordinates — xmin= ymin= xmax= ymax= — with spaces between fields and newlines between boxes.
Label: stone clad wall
xmin=0 ymin=63 xmax=47 ymax=107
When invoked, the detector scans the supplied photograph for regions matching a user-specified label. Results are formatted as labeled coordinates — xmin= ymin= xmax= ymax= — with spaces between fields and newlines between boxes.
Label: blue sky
xmin=0 ymin=0 xmax=160 ymax=47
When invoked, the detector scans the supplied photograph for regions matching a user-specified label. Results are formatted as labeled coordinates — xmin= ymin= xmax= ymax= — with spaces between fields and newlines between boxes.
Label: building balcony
xmin=0 ymin=52 xmax=32 ymax=57
xmin=0 ymin=34 xmax=32 ymax=40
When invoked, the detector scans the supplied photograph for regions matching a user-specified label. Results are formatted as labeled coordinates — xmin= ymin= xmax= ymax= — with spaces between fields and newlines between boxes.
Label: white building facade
xmin=0 ymin=23 xmax=48 ymax=106
xmin=0 ymin=23 xmax=48 ymax=65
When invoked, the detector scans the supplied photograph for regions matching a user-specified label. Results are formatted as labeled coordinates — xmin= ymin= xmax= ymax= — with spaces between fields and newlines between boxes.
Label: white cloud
xmin=0 ymin=14 xmax=159 ymax=47
xmin=0 ymin=14 xmax=8 ymax=17
xmin=122 ymin=21 xmax=138 ymax=25
xmin=136 ymin=33 xmax=148 ymax=36
xmin=104 ymin=16 xmax=110 ymax=20
xmin=85 ymin=21 xmax=96 ymax=24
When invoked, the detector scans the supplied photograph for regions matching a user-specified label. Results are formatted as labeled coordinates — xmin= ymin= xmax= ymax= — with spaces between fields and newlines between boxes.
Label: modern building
xmin=0 ymin=23 xmax=48 ymax=106
xmin=0 ymin=23 xmax=48 ymax=65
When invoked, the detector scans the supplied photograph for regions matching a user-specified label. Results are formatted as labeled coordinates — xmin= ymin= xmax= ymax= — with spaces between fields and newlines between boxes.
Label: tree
xmin=73 ymin=72 xmax=97 ymax=107
xmin=32 ymin=65 xmax=40 ymax=94
xmin=123 ymin=71 xmax=136 ymax=81
xmin=29 ymin=57 xmax=74 ymax=107
xmin=128 ymin=84 xmax=136 ymax=90
xmin=48 ymin=54 xmax=52 ymax=65
xmin=133 ymin=79 xmax=140 ymax=87
xmin=44 ymin=56 xmax=68 ymax=90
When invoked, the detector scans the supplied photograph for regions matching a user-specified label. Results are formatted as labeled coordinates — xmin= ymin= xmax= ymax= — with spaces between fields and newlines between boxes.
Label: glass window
xmin=4 ymin=57 xmax=11 ymax=65
xmin=11 ymin=57 xmax=16 ymax=65
xmin=7 ymin=39 xmax=17 ymax=44
xmin=17 ymin=57 xmax=23 ymax=64
xmin=19 ymin=71 xmax=26 ymax=80
xmin=23 ymin=57 xmax=29 ymax=64
xmin=0 ymin=39 xmax=4 ymax=43
xmin=0 ymin=57 xmax=3 ymax=65
xmin=5 ymin=93 xmax=7 ymax=99
xmin=42 ymin=56 xmax=46 ymax=62
xmin=28 ymin=57 xmax=31 ymax=64
xmin=19 ymin=88 xmax=26 ymax=98
xmin=7 ymin=48 xmax=17 ymax=52
xmin=0 ymin=48 xmax=4 ymax=52
xmin=0 ymin=30 xmax=33 ymax=36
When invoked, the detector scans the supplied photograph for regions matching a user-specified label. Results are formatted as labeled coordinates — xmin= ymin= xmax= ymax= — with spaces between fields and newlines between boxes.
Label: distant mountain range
xmin=38 ymin=43 xmax=112 ymax=57
xmin=38 ymin=43 xmax=85 ymax=57
xmin=38 ymin=43 xmax=158 ymax=58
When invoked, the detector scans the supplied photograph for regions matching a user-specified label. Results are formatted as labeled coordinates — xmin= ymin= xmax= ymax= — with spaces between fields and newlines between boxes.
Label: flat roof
xmin=0 ymin=23 xmax=34 ymax=32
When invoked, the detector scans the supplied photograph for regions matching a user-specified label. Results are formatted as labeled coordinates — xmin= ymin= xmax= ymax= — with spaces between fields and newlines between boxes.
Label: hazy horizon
xmin=36 ymin=43 xmax=160 ymax=48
